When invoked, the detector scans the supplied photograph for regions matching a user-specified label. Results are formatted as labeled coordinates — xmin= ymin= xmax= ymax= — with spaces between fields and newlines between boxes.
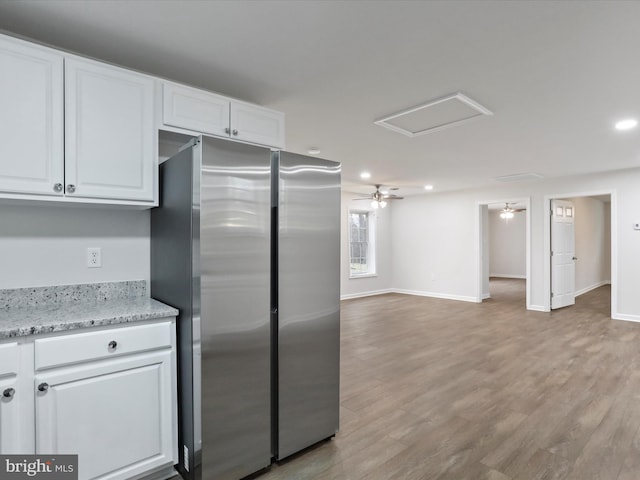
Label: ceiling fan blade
xmin=383 ymin=195 xmax=405 ymax=199
xmin=353 ymin=197 xmax=373 ymax=201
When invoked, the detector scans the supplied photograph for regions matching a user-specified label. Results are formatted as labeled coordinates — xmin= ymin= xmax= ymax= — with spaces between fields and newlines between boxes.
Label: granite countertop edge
xmin=0 ymin=297 xmax=179 ymax=340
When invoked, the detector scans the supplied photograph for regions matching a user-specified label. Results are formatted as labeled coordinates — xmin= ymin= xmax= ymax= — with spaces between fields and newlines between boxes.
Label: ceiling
xmin=1 ymin=1 xmax=639 ymax=195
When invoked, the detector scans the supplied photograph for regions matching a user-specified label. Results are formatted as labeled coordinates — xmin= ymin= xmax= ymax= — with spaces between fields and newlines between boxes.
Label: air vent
xmin=494 ymin=173 xmax=544 ymax=183
xmin=374 ymin=92 xmax=492 ymax=137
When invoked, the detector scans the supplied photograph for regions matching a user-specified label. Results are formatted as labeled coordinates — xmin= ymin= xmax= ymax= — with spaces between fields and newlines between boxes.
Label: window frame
xmin=348 ymin=209 xmax=377 ymax=278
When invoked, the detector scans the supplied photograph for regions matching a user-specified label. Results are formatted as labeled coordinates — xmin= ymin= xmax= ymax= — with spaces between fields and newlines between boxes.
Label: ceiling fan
xmin=499 ymin=202 xmax=525 ymax=220
xmin=354 ymin=184 xmax=404 ymax=209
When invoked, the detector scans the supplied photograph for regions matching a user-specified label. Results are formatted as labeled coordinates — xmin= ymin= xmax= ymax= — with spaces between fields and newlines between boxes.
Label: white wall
xmin=340 ymin=192 xmax=393 ymax=299
xmin=0 ymin=204 xmax=149 ymax=289
xmin=569 ymin=196 xmax=610 ymax=295
xmin=390 ymin=167 xmax=640 ymax=320
xmin=489 ymin=209 xmax=526 ymax=278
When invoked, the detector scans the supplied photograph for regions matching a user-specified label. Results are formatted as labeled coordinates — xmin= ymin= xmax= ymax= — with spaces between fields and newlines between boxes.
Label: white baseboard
xmin=340 ymin=288 xmax=393 ymax=300
xmin=482 ymin=292 xmax=491 ymax=300
xmin=612 ymin=312 xmax=640 ymax=323
xmin=392 ymin=288 xmax=477 ymax=303
xmin=490 ymin=274 xmax=526 ymax=279
xmin=340 ymin=290 xmax=550 ymax=314
xmin=527 ymin=304 xmax=547 ymax=312
xmin=575 ymin=280 xmax=610 ymax=297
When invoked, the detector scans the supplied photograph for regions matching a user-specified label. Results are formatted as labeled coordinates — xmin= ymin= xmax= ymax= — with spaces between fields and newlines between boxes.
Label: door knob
xmin=53 ymin=183 xmax=63 ymax=193
xmin=572 ymin=256 xmax=578 ymax=260
xmin=2 ymin=388 xmax=15 ymax=398
xmin=37 ymin=383 xmax=49 ymax=392
xmin=66 ymin=184 xmax=76 ymax=193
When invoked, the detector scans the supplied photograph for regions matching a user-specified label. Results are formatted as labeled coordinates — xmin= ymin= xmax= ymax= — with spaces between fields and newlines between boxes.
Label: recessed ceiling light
xmin=424 ymin=185 xmax=434 ymax=190
xmin=360 ymin=172 xmax=371 ymax=179
xmin=615 ymin=119 xmax=638 ymax=131
xmin=308 ymin=148 xmax=321 ymax=155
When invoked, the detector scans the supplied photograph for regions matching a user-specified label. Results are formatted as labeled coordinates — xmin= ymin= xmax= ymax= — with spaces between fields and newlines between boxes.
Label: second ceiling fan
xmin=499 ymin=202 xmax=525 ymax=220
xmin=354 ymin=184 xmax=404 ymax=209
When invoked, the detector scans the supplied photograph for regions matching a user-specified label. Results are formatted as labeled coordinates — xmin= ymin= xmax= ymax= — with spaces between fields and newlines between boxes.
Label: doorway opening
xmin=476 ymin=197 xmax=531 ymax=309
xmin=546 ymin=193 xmax=613 ymax=315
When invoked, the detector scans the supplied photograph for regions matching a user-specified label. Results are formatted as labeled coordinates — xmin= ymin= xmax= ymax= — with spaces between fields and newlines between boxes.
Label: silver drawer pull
xmin=38 ymin=383 xmax=49 ymax=392
xmin=108 ymin=340 xmax=118 ymax=350
xmin=232 ymin=129 xmax=238 ymax=136
xmin=3 ymin=387 xmax=15 ymax=398
xmin=66 ymin=184 xmax=76 ymax=193
xmin=53 ymin=183 xmax=63 ymax=193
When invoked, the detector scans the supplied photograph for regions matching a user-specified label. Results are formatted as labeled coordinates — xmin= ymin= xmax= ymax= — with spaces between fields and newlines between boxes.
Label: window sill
xmin=349 ymin=273 xmax=378 ymax=279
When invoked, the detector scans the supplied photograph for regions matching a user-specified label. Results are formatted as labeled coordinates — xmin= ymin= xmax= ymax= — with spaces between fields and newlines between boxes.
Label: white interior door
xmin=551 ymin=199 xmax=576 ymax=309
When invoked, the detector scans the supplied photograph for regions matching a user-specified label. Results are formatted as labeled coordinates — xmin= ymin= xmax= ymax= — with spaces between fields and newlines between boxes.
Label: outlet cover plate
xmin=87 ymin=247 xmax=102 ymax=268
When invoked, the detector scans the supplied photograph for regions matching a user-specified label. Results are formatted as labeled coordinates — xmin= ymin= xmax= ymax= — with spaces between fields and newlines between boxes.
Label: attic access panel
xmin=374 ymin=92 xmax=492 ymax=137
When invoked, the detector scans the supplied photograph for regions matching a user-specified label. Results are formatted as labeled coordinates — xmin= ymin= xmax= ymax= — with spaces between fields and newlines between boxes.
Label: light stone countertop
xmin=0 ymin=281 xmax=179 ymax=339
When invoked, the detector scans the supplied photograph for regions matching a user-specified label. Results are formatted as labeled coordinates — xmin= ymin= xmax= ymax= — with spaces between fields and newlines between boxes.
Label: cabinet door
xmin=0 ymin=341 xmax=32 ymax=455
xmin=0 ymin=35 xmax=64 ymax=196
xmin=0 ymin=377 xmax=21 ymax=454
xmin=163 ymin=82 xmax=231 ymax=137
xmin=65 ymin=57 xmax=155 ymax=202
xmin=36 ymin=351 xmax=175 ymax=480
xmin=231 ymin=101 xmax=285 ymax=148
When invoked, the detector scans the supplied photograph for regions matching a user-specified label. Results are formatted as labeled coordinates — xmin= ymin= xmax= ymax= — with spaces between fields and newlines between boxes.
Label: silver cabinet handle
xmin=3 ymin=387 xmax=15 ymax=398
xmin=37 ymin=383 xmax=49 ymax=392
xmin=224 ymin=127 xmax=230 ymax=134
xmin=53 ymin=183 xmax=63 ymax=193
xmin=232 ymin=129 xmax=238 ymax=136
xmin=66 ymin=184 xmax=76 ymax=193
xmin=108 ymin=340 xmax=118 ymax=350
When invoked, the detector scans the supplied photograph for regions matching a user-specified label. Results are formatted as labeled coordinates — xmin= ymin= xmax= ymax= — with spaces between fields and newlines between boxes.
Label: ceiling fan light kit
xmin=499 ymin=202 xmax=525 ymax=222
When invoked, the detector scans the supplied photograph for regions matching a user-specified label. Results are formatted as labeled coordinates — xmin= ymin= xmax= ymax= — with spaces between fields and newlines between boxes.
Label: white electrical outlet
xmin=87 ymin=248 xmax=102 ymax=268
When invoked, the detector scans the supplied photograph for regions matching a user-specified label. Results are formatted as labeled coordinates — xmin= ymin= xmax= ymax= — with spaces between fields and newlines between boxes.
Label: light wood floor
xmin=261 ymin=278 xmax=640 ymax=480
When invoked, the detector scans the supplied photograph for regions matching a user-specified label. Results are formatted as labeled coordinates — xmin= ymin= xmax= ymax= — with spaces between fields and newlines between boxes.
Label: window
xmin=349 ymin=210 xmax=376 ymax=277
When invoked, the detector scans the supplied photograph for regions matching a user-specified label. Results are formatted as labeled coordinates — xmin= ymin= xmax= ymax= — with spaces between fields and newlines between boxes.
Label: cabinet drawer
xmin=0 ymin=342 xmax=19 ymax=376
xmin=35 ymin=321 xmax=173 ymax=370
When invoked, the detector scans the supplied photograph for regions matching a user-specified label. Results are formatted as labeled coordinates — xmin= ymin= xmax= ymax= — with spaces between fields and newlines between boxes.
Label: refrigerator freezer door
xmin=199 ymin=137 xmax=272 ymax=479
xmin=277 ymin=152 xmax=341 ymax=459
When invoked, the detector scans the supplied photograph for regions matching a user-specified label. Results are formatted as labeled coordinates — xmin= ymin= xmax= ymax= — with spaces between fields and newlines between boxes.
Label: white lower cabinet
xmin=0 ymin=319 xmax=177 ymax=480
xmin=36 ymin=350 xmax=175 ymax=480
xmin=0 ymin=341 xmax=32 ymax=454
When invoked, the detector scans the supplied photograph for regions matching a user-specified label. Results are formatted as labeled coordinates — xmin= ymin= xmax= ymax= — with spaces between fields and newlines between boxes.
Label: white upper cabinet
xmin=0 ymin=36 xmax=64 ymax=196
xmin=163 ymin=82 xmax=230 ymax=137
xmin=65 ymin=57 xmax=156 ymax=202
xmin=231 ymin=101 xmax=285 ymax=149
xmin=161 ymin=81 xmax=285 ymax=149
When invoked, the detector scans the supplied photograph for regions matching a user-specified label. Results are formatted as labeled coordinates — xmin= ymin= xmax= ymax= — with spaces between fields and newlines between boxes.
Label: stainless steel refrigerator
xmin=150 ymin=135 xmax=340 ymax=480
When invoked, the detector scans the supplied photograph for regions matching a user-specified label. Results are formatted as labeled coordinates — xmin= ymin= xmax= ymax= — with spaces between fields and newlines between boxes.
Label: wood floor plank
xmin=260 ymin=280 xmax=638 ymax=480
